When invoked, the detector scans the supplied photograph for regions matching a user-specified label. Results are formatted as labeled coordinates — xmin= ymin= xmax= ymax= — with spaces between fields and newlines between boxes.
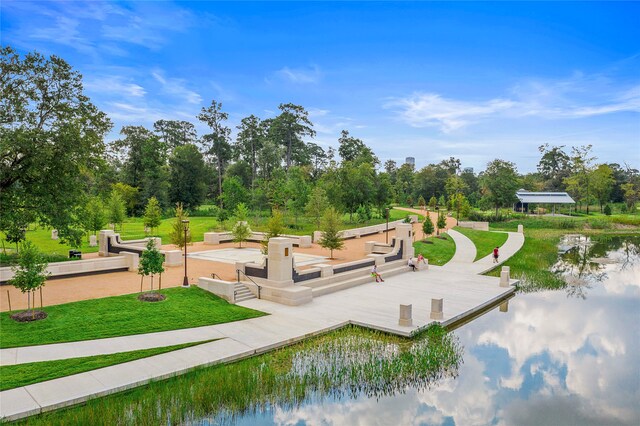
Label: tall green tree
xmin=590 ymin=164 xmax=615 ymax=213
xmin=111 ymin=182 xmax=139 ymax=215
xmin=9 ymin=241 xmax=50 ymax=316
xmin=537 ymin=144 xmax=571 ymax=191
xmin=153 ymin=119 xmax=198 ymax=151
xmin=337 ymin=130 xmax=378 ymax=165
xmin=481 ymin=159 xmax=520 ymax=218
xmin=268 ymin=103 xmax=315 ymax=169
xmin=107 ymin=190 xmax=126 ymax=232
xmin=169 ymin=144 xmax=207 ymax=209
xmin=198 ymin=100 xmax=232 ymax=205
xmin=318 ymin=207 xmax=345 ymax=259
xmin=235 ymin=115 xmax=265 ymax=188
xmin=220 ymin=176 xmax=249 ymax=213
xmin=143 ymin=197 xmax=162 ymax=235
xmin=373 ymin=173 xmax=394 ymax=218
xmin=284 ymin=166 xmax=310 ymax=225
xmin=564 ymin=145 xmax=596 ymax=213
xmin=0 ymin=47 xmax=112 ymax=246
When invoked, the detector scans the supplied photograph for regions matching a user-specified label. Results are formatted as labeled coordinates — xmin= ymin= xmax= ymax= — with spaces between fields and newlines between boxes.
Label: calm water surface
xmin=204 ymin=235 xmax=640 ymax=426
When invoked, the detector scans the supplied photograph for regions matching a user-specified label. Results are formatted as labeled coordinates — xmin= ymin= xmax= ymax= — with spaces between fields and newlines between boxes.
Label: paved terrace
xmin=0 ymin=228 xmax=524 ymax=421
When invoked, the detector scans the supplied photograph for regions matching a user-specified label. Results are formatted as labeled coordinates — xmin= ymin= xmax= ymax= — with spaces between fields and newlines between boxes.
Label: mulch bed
xmin=138 ymin=293 xmax=166 ymax=302
xmin=11 ymin=310 xmax=48 ymax=322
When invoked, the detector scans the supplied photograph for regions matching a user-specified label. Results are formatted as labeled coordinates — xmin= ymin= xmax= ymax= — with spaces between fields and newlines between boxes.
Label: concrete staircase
xmin=234 ymin=282 xmax=256 ymax=302
xmin=303 ymin=259 xmax=411 ymax=297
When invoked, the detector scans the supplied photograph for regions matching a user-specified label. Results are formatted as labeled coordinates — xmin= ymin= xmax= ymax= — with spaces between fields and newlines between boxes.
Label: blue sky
xmin=2 ymin=1 xmax=639 ymax=172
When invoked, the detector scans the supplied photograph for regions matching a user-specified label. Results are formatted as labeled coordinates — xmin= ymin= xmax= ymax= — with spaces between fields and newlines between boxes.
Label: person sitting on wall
xmin=408 ymin=257 xmax=417 ymax=272
xmin=371 ymin=265 xmax=384 ymax=282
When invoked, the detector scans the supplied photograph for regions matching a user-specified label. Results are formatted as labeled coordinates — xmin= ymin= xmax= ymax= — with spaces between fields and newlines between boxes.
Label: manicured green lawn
xmin=454 ymin=227 xmax=509 ymax=261
xmin=1 ymin=287 xmax=265 ymax=348
xmin=0 ymin=340 xmax=215 ymax=391
xmin=2 ymin=208 xmax=418 ymax=258
xmin=413 ymin=233 xmax=456 ymax=266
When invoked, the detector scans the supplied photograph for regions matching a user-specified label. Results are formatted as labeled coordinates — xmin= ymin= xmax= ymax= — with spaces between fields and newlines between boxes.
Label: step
xmin=301 ymin=259 xmax=407 ymax=289
xmin=234 ymin=283 xmax=256 ymax=302
xmin=311 ymin=264 xmax=411 ymax=297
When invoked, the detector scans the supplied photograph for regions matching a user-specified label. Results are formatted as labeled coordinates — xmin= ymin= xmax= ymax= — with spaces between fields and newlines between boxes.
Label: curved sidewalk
xmin=443 ymin=229 xmax=524 ymax=275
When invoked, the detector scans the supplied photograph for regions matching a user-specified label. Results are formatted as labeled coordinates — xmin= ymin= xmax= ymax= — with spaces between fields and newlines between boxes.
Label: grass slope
xmin=0 ymin=340 xmax=215 ymax=391
xmin=454 ymin=227 xmax=509 ymax=261
xmin=413 ymin=233 xmax=456 ymax=266
xmin=1 ymin=287 xmax=265 ymax=348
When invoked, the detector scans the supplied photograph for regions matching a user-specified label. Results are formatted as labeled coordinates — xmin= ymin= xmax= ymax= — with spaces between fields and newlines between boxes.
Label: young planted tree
xmin=428 ymin=196 xmax=437 ymax=211
xmin=418 ymin=195 xmax=426 ymax=210
xmin=436 ymin=212 xmax=447 ymax=236
xmin=9 ymin=241 xmax=50 ymax=321
xmin=169 ymin=203 xmax=191 ymax=250
xmin=107 ymin=190 xmax=126 ymax=232
xmin=318 ymin=208 xmax=345 ymax=259
xmin=84 ymin=197 xmax=107 ymax=236
xmin=305 ymin=186 xmax=329 ymax=229
xmin=231 ymin=203 xmax=252 ymax=248
xmin=138 ymin=239 xmax=165 ymax=298
xmin=261 ymin=209 xmax=285 ymax=254
xmin=143 ymin=197 xmax=163 ymax=235
xmin=422 ymin=212 xmax=435 ymax=238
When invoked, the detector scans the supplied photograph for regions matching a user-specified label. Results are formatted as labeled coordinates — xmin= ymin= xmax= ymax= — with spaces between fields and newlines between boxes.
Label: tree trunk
xmin=218 ymin=158 xmax=223 ymax=208
xmin=140 ymin=275 xmax=144 ymax=292
xmin=150 ymin=274 xmax=154 ymax=292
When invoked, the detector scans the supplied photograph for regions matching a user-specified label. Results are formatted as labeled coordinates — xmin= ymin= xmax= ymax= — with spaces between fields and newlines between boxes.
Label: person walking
xmin=493 ymin=246 xmax=500 ymax=263
xmin=371 ymin=265 xmax=384 ymax=282
xmin=417 ymin=253 xmax=427 ymax=265
xmin=408 ymin=257 xmax=417 ymax=272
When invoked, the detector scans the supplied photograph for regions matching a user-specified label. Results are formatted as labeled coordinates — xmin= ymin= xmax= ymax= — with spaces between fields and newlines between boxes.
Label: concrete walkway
xmin=0 ymin=227 xmax=525 ymax=421
xmin=443 ymin=229 xmax=525 ymax=275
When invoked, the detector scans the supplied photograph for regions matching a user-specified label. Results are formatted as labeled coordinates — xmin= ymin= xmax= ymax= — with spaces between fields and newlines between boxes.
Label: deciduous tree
xmin=1 ymin=47 xmax=112 ymax=246
xmin=318 ymin=207 xmax=344 ymax=259
xmin=9 ymin=241 xmax=49 ymax=318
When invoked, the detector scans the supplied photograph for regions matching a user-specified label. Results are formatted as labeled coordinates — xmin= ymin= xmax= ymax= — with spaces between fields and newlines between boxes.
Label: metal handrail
xmin=236 ymin=269 xmax=262 ymax=299
xmin=210 ymin=272 xmax=222 ymax=280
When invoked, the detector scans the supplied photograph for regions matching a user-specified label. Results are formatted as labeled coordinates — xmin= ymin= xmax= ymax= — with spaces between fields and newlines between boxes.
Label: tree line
xmin=2 ymin=47 xmax=639 ymax=248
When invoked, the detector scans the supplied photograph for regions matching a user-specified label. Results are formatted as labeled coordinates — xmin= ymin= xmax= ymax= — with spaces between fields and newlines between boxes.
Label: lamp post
xmin=385 ymin=208 xmax=390 ymax=244
xmin=182 ymin=219 xmax=190 ymax=287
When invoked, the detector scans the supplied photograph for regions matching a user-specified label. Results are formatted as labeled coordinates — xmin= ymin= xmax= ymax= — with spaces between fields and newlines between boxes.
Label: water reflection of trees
xmin=551 ymin=235 xmax=640 ymax=299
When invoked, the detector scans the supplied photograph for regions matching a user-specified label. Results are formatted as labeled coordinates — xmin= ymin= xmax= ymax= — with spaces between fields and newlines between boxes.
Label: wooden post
xmin=7 ymin=290 xmax=11 ymax=312
xmin=40 ymin=288 xmax=43 ymax=308
xmin=159 ymin=273 xmax=162 ymax=291
xmin=140 ymin=275 xmax=143 ymax=293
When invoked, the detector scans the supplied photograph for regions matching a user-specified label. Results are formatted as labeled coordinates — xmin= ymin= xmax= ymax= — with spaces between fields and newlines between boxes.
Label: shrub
xmin=603 ymin=204 xmax=612 ymax=216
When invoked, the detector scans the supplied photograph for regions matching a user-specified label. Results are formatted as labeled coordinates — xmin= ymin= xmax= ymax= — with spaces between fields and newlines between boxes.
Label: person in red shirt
xmin=493 ymin=247 xmax=499 ymax=263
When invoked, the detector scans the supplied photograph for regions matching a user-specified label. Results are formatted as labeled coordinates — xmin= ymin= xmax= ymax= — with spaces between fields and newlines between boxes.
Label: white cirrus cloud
xmin=151 ymin=70 xmax=202 ymax=105
xmin=275 ymin=65 xmax=323 ymax=84
xmin=386 ymin=72 xmax=640 ymax=133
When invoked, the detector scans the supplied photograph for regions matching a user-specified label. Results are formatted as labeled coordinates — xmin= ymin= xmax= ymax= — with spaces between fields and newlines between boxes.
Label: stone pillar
xmin=51 ymin=229 xmax=58 ymax=240
xmin=395 ymin=223 xmax=415 ymax=259
xmin=500 ymin=300 xmax=509 ymax=312
xmin=315 ymin=264 xmax=334 ymax=278
xmin=267 ymin=237 xmax=293 ymax=285
xmin=163 ymin=250 xmax=182 ymax=267
xmin=120 ymin=251 xmax=139 ymax=272
xmin=399 ymin=304 xmax=413 ymax=326
xmin=98 ymin=230 xmax=115 ymax=257
xmin=430 ymin=298 xmax=443 ymax=320
xmin=364 ymin=241 xmax=376 ymax=254
xmin=89 ymin=235 xmax=98 ymax=247
xmin=500 ymin=266 xmax=510 ymax=287
xmin=517 ymin=224 xmax=524 ymax=233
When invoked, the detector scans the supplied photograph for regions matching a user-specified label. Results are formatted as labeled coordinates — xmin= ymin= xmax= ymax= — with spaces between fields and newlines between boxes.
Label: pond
xmin=210 ymin=234 xmax=640 ymax=426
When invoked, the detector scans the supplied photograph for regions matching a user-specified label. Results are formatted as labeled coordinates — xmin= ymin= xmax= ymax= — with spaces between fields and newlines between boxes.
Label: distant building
xmin=514 ymin=189 xmax=575 ymax=215
xmin=405 ymin=157 xmax=415 ymax=166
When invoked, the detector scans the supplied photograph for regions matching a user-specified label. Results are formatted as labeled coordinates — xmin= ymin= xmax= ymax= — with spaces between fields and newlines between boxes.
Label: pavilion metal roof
xmin=515 ymin=190 xmax=575 ymax=204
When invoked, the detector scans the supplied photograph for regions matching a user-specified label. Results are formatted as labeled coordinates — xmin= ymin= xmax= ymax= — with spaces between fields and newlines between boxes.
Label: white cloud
xmin=84 ymin=76 xmax=146 ymax=99
xmin=275 ymin=65 xmax=323 ymax=84
xmin=387 ymin=73 xmax=640 ymax=133
xmin=151 ymin=70 xmax=203 ymax=105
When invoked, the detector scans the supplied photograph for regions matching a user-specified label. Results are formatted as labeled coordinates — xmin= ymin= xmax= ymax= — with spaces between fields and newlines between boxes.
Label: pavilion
xmin=514 ymin=189 xmax=575 ymax=215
